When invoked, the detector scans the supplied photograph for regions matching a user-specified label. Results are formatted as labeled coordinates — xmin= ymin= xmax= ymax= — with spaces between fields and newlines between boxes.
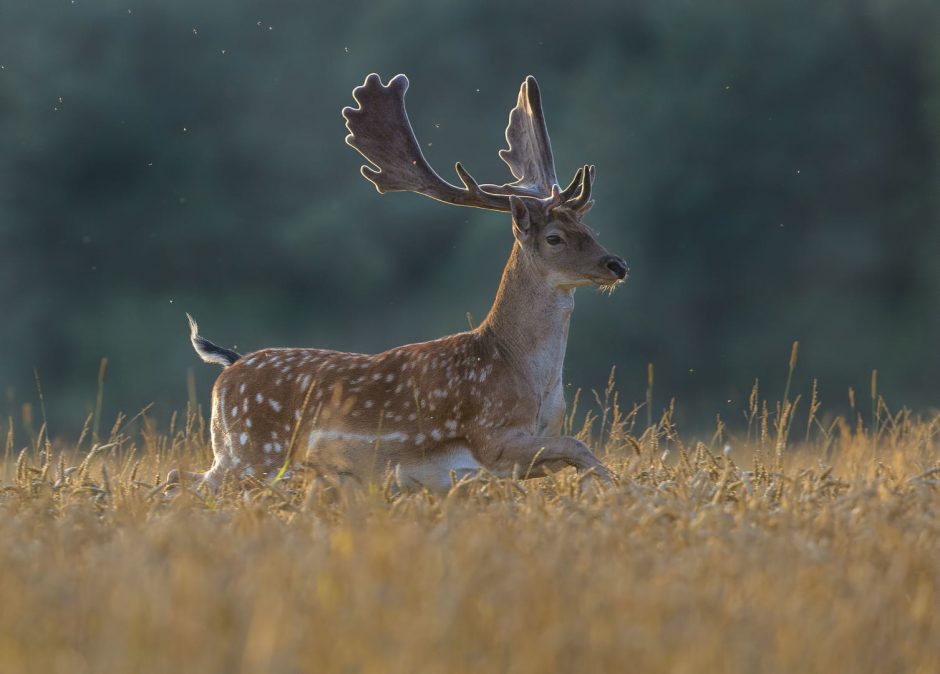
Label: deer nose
xmin=603 ymin=256 xmax=628 ymax=280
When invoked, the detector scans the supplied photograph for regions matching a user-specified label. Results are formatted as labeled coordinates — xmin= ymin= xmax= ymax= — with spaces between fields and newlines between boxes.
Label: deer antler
xmin=343 ymin=73 xmax=595 ymax=214
xmin=343 ymin=74 xmax=512 ymax=212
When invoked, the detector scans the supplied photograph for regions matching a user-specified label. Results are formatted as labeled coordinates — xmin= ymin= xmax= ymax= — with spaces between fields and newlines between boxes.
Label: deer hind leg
xmin=198 ymin=391 xmax=241 ymax=491
xmin=167 ymin=388 xmax=235 ymax=492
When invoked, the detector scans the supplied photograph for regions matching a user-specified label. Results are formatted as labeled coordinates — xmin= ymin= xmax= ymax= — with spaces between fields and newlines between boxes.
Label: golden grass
xmin=1 ymin=383 xmax=939 ymax=674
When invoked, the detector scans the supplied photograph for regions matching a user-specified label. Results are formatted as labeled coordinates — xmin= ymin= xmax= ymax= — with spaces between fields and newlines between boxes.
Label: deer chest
xmin=534 ymin=380 xmax=566 ymax=436
xmin=523 ymin=342 xmax=568 ymax=436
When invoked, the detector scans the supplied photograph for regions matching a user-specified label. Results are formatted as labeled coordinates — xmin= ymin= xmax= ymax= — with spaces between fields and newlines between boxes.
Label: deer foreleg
xmin=477 ymin=430 xmax=612 ymax=483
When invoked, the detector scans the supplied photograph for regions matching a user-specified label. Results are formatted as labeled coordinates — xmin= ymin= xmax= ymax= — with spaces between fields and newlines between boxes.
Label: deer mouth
xmin=592 ymin=267 xmax=629 ymax=287
xmin=595 ymin=276 xmax=626 ymax=289
xmin=591 ymin=276 xmax=625 ymax=296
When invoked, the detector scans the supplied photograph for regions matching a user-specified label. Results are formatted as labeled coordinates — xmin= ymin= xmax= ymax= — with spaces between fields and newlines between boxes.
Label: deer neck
xmin=479 ymin=241 xmax=574 ymax=390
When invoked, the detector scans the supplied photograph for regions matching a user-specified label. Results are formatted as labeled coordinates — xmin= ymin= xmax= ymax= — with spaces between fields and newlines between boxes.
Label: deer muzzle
xmin=602 ymin=255 xmax=629 ymax=281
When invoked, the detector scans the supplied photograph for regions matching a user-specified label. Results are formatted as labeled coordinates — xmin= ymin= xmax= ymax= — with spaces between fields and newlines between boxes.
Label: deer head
xmin=342 ymin=74 xmax=628 ymax=291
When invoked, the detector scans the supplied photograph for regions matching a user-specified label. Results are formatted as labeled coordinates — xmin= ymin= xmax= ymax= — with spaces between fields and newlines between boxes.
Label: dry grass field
xmin=1 ymin=372 xmax=938 ymax=674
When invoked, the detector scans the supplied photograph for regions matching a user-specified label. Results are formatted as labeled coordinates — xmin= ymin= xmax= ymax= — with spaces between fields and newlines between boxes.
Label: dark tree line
xmin=1 ymin=0 xmax=938 ymax=432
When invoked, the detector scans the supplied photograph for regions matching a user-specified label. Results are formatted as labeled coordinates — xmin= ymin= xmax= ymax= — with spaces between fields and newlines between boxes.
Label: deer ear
xmin=509 ymin=196 xmax=531 ymax=242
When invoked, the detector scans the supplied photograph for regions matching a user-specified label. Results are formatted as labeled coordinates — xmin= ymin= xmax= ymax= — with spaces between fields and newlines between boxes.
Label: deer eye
xmin=545 ymin=234 xmax=564 ymax=246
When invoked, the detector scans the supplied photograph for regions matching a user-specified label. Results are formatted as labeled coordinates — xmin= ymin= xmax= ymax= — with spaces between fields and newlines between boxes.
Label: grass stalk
xmin=93 ymin=357 xmax=109 ymax=444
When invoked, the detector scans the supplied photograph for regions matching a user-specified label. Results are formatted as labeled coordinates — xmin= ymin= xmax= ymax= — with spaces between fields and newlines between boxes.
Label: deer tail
xmin=186 ymin=313 xmax=241 ymax=367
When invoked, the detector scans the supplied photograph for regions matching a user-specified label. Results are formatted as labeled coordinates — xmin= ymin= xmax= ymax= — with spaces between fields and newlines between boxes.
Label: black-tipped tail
xmin=186 ymin=313 xmax=241 ymax=367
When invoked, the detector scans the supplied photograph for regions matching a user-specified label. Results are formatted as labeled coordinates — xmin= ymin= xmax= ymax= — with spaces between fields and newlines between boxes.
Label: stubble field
xmin=1 ymin=375 xmax=938 ymax=674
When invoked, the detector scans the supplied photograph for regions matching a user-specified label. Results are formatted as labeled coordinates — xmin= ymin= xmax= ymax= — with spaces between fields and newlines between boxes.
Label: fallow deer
xmin=176 ymin=73 xmax=628 ymax=492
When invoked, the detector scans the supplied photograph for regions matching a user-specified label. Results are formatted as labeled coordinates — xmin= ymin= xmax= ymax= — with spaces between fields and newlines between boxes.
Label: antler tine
xmin=558 ymin=167 xmax=584 ymax=202
xmin=343 ymin=74 xmax=511 ymax=212
xmin=566 ymin=164 xmax=595 ymax=212
xmin=454 ymin=162 xmax=499 ymax=202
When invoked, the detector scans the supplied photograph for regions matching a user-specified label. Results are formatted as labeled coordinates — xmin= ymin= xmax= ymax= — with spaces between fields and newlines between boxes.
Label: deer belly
xmin=394 ymin=448 xmax=482 ymax=492
xmin=306 ymin=429 xmax=480 ymax=491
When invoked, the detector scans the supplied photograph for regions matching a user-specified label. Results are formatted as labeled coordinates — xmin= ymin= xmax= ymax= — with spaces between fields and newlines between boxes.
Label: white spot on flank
xmin=308 ymin=430 xmax=409 ymax=446
xmin=431 ymin=429 xmax=442 ymax=441
xmin=246 ymin=418 xmax=252 ymax=428
xmin=242 ymin=398 xmax=249 ymax=413
xmin=231 ymin=406 xmax=238 ymax=418
xmin=364 ymin=400 xmax=373 ymax=409
xmin=445 ymin=420 xmax=457 ymax=431
xmin=263 ymin=443 xmax=272 ymax=453
xmin=385 ymin=373 xmax=395 ymax=383
xmin=256 ymin=393 xmax=264 ymax=404
xmin=239 ymin=383 xmax=246 ymax=394
xmin=239 ymin=432 xmax=248 ymax=446
xmin=300 ymin=374 xmax=312 ymax=391
xmin=371 ymin=373 xmax=382 ymax=381
xmin=269 ymin=399 xmax=282 ymax=412
xmin=274 ymin=442 xmax=282 ymax=453
xmin=415 ymin=433 xmax=425 ymax=445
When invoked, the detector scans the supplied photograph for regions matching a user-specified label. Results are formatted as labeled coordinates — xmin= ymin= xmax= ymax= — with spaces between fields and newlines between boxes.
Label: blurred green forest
xmin=1 ymin=0 xmax=939 ymax=435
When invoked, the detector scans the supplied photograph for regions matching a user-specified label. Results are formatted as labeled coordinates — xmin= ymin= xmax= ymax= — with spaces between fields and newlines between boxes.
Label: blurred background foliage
xmin=1 ymin=0 xmax=938 ymax=435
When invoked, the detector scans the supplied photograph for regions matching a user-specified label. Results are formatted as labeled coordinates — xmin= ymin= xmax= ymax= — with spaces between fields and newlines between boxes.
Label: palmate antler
xmin=342 ymin=73 xmax=594 ymax=213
